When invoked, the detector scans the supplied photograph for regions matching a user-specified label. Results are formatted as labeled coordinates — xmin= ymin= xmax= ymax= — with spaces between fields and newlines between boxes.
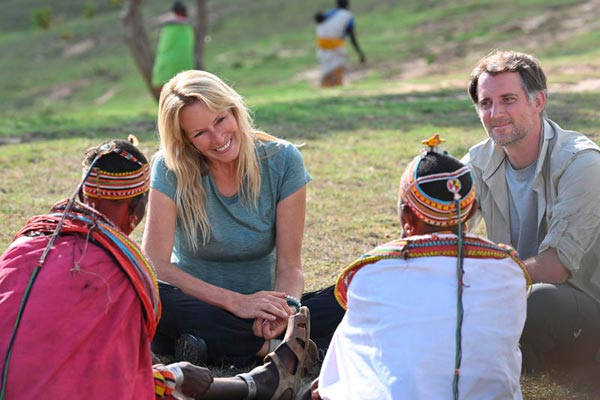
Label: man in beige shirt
xmin=463 ymin=49 xmax=600 ymax=372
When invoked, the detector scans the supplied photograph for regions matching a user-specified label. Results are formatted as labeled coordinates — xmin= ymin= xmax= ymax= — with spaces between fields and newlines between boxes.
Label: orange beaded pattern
xmin=334 ymin=233 xmax=531 ymax=309
xmin=400 ymin=154 xmax=476 ymax=227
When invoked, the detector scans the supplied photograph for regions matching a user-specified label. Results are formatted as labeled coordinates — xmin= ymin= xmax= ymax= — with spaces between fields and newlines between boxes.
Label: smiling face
xmin=476 ymin=71 xmax=545 ymax=148
xmin=179 ymin=101 xmax=241 ymax=168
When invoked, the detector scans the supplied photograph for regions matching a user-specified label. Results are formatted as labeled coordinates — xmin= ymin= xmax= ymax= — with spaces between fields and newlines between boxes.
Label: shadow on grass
xmin=254 ymin=90 xmax=600 ymax=139
xmin=522 ymin=361 xmax=600 ymax=400
xmin=0 ymin=117 xmax=159 ymax=146
xmin=1 ymin=90 xmax=598 ymax=146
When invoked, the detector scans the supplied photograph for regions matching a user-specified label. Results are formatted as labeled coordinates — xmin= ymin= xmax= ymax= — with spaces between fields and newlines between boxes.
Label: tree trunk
xmin=194 ymin=0 xmax=207 ymax=70
xmin=121 ymin=0 xmax=158 ymax=100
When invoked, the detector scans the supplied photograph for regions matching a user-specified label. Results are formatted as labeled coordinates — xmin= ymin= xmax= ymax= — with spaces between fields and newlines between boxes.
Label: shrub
xmin=31 ymin=7 xmax=53 ymax=30
xmin=84 ymin=3 xmax=97 ymax=19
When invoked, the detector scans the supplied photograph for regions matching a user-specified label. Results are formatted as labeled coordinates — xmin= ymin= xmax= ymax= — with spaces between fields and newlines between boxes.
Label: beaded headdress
xmin=400 ymin=134 xmax=475 ymax=396
xmin=81 ymin=141 xmax=150 ymax=200
xmin=400 ymin=134 xmax=475 ymax=227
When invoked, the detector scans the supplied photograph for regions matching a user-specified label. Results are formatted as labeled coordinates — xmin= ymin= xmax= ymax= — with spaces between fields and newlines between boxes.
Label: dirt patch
xmin=62 ymin=39 xmax=96 ymax=58
xmin=46 ymin=79 xmax=89 ymax=101
xmin=299 ymin=0 xmax=600 ymax=94
xmin=94 ymin=87 xmax=117 ymax=105
xmin=552 ymin=79 xmax=600 ymax=93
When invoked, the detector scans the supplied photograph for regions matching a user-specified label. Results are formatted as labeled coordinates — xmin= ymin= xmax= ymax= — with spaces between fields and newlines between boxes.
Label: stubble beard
xmin=486 ymin=121 xmax=528 ymax=148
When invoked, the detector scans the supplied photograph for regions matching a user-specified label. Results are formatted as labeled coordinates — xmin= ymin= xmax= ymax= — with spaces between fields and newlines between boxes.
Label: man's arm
xmin=535 ymin=150 xmax=600 ymax=282
xmin=524 ymin=247 xmax=570 ymax=283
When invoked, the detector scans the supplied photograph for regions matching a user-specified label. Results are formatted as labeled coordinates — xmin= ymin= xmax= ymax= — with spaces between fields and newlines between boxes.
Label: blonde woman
xmin=143 ymin=70 xmax=343 ymax=367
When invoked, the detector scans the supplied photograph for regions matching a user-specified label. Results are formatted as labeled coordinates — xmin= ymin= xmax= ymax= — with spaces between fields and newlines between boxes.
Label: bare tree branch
xmin=121 ymin=0 xmax=207 ymax=100
xmin=121 ymin=0 xmax=157 ymax=99
xmin=194 ymin=0 xmax=207 ymax=70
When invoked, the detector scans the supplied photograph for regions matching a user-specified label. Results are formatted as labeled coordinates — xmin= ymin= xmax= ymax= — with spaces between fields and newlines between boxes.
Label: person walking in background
xmin=143 ymin=70 xmax=344 ymax=368
xmin=314 ymin=0 xmax=366 ymax=87
xmin=463 ymin=49 xmax=600 ymax=373
xmin=152 ymin=1 xmax=195 ymax=98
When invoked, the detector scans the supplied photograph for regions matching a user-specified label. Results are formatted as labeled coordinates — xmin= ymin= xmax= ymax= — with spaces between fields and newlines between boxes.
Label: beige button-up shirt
xmin=463 ymin=118 xmax=600 ymax=303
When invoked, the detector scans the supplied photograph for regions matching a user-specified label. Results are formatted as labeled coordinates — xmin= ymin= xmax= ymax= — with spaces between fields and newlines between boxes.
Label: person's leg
xmin=320 ymin=67 xmax=343 ymax=87
xmin=301 ymin=285 xmax=345 ymax=358
xmin=201 ymin=307 xmax=317 ymax=400
xmin=155 ymin=282 xmax=265 ymax=366
xmin=332 ymin=66 xmax=343 ymax=86
xmin=193 ymin=377 xmax=247 ymax=400
xmin=520 ymin=283 xmax=600 ymax=372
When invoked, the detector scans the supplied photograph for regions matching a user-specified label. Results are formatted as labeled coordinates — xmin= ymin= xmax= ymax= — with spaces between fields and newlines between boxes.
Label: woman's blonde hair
xmin=157 ymin=70 xmax=278 ymax=251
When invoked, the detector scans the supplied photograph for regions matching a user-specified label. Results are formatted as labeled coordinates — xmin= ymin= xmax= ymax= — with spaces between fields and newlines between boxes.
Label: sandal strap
xmin=261 ymin=307 xmax=313 ymax=399
xmin=237 ymin=373 xmax=257 ymax=400
xmin=279 ymin=315 xmax=308 ymax=361
xmin=264 ymin=329 xmax=307 ymax=366
xmin=265 ymin=350 xmax=295 ymax=398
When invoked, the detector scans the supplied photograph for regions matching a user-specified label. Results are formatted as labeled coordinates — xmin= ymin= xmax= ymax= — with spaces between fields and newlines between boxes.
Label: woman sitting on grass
xmin=143 ymin=70 xmax=344 ymax=368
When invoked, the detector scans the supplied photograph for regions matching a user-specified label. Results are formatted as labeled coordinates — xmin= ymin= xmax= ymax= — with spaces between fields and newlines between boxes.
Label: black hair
xmin=314 ymin=11 xmax=326 ymax=23
xmin=82 ymin=139 xmax=148 ymax=174
xmin=172 ymin=1 xmax=187 ymax=17
xmin=416 ymin=152 xmax=473 ymax=202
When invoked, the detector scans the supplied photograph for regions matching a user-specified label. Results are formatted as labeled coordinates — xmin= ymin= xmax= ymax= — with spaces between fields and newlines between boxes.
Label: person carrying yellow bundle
xmin=314 ymin=0 xmax=366 ymax=87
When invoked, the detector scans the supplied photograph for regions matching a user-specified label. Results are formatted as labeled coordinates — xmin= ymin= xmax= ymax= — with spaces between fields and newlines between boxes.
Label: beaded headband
xmin=81 ymin=141 xmax=150 ymax=200
xmin=400 ymin=134 xmax=475 ymax=227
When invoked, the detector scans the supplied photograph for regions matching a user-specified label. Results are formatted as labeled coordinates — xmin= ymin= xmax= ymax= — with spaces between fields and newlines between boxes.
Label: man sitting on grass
xmin=463 ymin=49 xmax=600 ymax=373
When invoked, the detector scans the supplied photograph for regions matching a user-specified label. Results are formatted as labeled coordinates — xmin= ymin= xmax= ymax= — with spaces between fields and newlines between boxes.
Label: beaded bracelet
xmin=166 ymin=363 xmax=184 ymax=389
xmin=285 ymin=294 xmax=302 ymax=312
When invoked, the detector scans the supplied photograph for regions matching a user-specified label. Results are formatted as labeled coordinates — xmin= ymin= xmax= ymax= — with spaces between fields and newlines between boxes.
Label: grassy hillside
xmin=1 ymin=0 xmax=599 ymax=140
xmin=1 ymin=0 xmax=600 ymax=398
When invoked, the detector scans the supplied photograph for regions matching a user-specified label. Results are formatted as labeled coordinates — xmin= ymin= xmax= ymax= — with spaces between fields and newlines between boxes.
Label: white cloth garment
xmin=318 ymin=235 xmax=528 ymax=400
xmin=316 ymin=9 xmax=353 ymax=75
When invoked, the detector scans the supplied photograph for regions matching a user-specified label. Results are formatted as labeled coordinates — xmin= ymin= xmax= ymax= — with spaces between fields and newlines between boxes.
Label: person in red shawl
xmin=0 ymin=138 xmax=315 ymax=399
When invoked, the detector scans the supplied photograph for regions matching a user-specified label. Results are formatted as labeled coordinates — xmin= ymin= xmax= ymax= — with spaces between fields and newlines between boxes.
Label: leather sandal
xmin=263 ymin=306 xmax=317 ymax=400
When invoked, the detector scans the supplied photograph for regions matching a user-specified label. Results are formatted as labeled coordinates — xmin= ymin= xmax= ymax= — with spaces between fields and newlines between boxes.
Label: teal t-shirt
xmin=150 ymin=140 xmax=311 ymax=294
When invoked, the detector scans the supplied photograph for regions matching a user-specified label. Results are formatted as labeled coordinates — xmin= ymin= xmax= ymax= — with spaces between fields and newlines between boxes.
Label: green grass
xmin=1 ymin=0 xmax=600 ymax=397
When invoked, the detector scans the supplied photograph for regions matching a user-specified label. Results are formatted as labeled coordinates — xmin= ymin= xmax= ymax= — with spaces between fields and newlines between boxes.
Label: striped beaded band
xmin=334 ymin=233 xmax=531 ymax=310
xmin=400 ymin=153 xmax=475 ymax=227
xmin=285 ymin=295 xmax=302 ymax=312
xmin=82 ymin=145 xmax=150 ymax=200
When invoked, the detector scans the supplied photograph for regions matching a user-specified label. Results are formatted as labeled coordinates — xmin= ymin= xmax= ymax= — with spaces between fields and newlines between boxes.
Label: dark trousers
xmin=153 ymin=282 xmax=345 ymax=367
xmin=520 ymin=283 xmax=600 ymax=372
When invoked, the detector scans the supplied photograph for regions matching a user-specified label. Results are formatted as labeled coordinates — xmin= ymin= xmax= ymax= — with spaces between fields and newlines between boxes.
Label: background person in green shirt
xmin=151 ymin=1 xmax=195 ymax=98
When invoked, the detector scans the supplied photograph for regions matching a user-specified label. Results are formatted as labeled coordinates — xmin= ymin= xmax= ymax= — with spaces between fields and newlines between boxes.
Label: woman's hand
xmin=252 ymin=305 xmax=294 ymax=340
xmin=229 ymin=290 xmax=290 ymax=321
